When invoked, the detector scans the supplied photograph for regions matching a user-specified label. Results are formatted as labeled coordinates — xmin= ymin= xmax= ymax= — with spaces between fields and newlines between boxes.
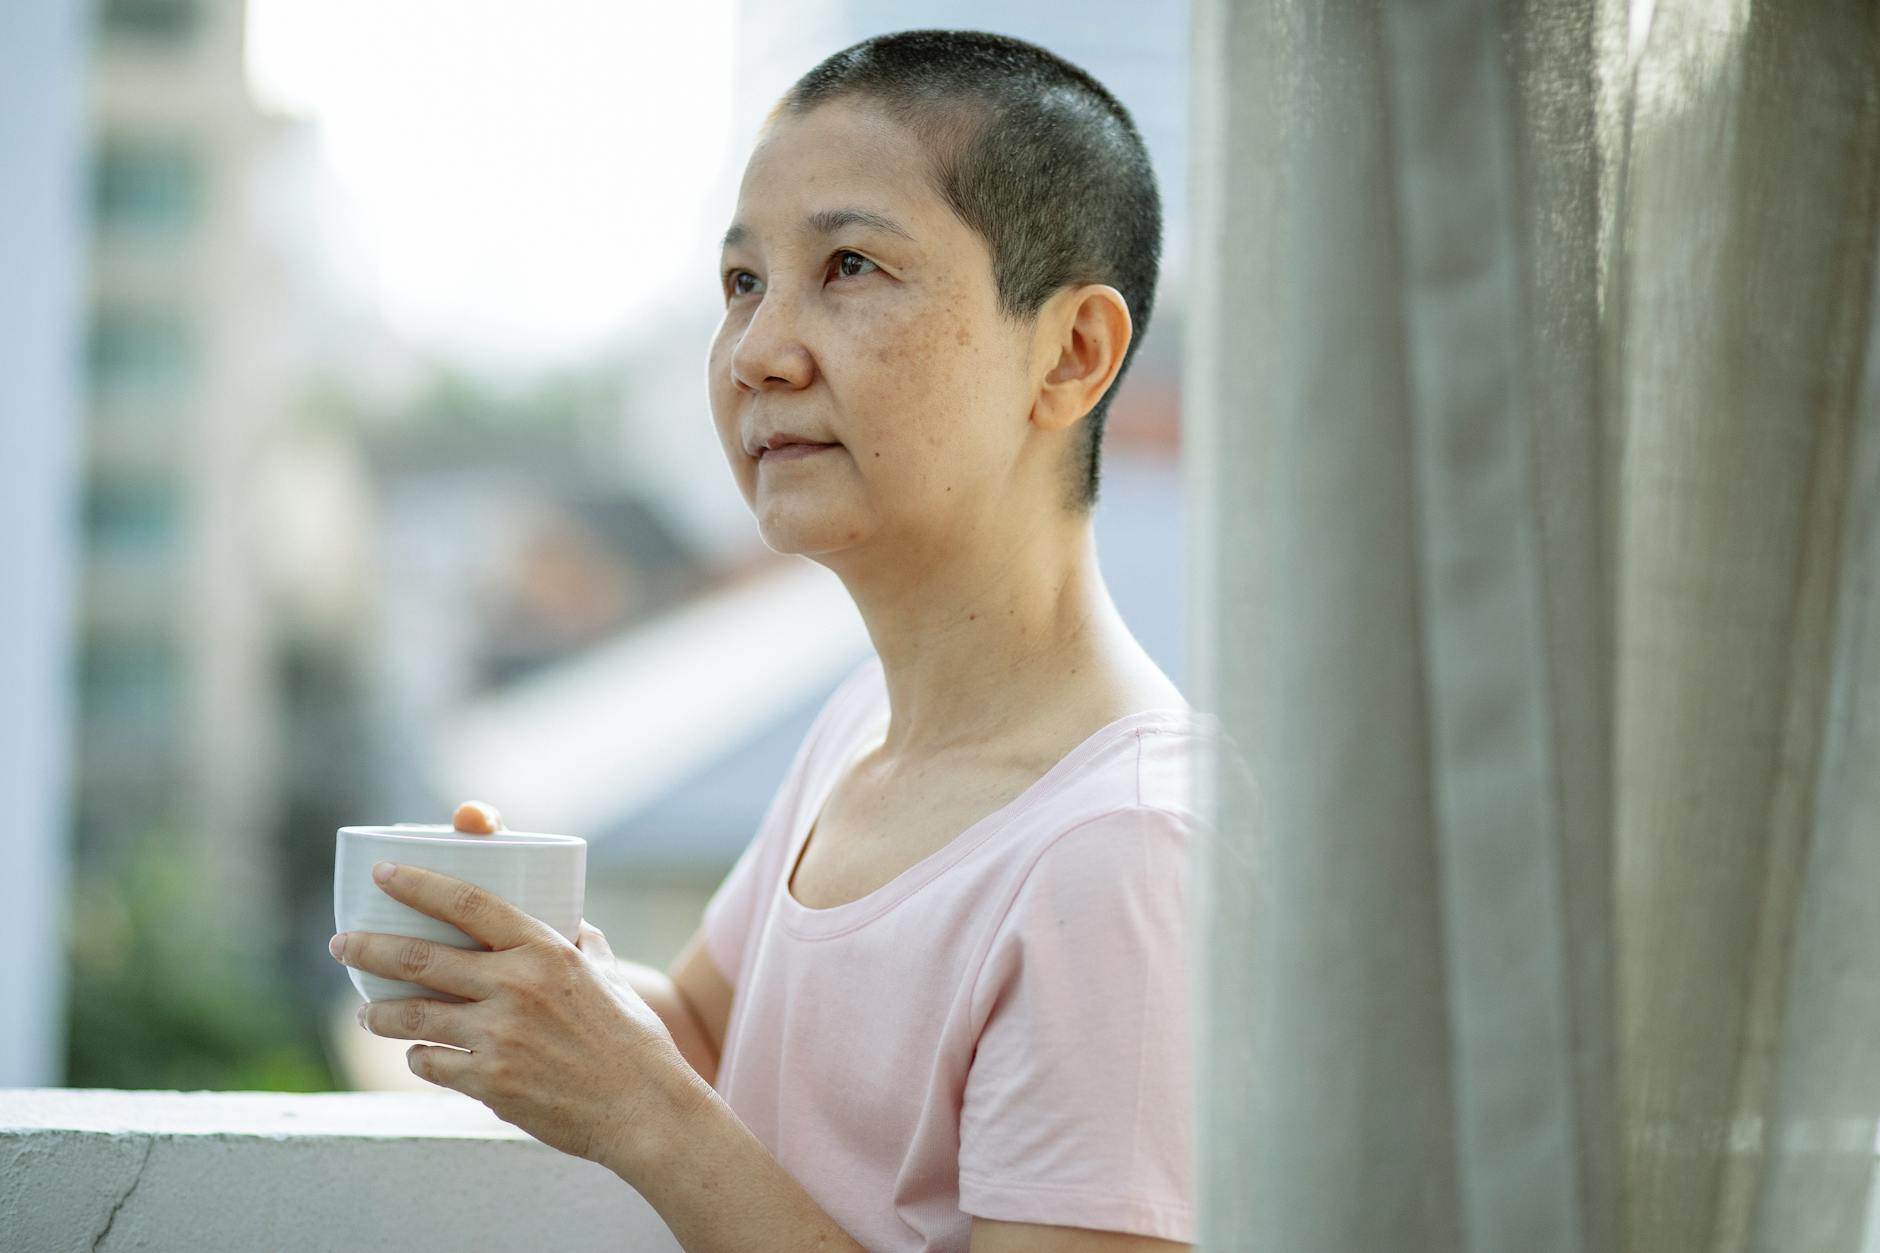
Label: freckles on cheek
xmin=855 ymin=299 xmax=985 ymax=408
xmin=865 ymin=301 xmax=942 ymax=368
xmin=872 ymin=332 xmax=908 ymax=366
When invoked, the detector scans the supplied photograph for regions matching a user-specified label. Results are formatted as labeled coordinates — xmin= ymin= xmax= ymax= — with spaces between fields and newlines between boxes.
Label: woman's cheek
xmin=704 ymin=348 xmax=745 ymax=473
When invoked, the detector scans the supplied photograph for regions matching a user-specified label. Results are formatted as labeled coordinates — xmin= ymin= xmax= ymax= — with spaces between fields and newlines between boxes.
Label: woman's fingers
xmin=332 ymin=930 xmax=496 ymax=1000
xmin=359 ymin=997 xmax=476 ymax=1048
xmin=452 ymin=800 xmax=505 ymax=835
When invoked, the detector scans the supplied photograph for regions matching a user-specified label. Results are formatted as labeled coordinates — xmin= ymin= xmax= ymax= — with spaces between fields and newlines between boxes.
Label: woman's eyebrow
xmin=720 ymin=207 xmax=915 ymax=253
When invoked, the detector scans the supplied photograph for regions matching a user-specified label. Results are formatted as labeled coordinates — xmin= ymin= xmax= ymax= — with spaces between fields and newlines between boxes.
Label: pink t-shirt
xmin=702 ymin=655 xmax=1218 ymax=1251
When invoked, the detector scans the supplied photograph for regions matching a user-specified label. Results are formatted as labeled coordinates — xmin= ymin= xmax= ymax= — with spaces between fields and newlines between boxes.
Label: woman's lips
xmin=760 ymin=442 xmax=838 ymax=462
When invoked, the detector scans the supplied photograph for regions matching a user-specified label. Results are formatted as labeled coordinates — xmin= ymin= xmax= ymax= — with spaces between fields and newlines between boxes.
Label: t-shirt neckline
xmin=774 ymin=703 xmax=1210 ymax=940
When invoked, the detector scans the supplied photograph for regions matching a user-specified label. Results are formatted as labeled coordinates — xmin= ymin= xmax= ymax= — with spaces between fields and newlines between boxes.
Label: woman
xmin=329 ymin=29 xmax=1214 ymax=1252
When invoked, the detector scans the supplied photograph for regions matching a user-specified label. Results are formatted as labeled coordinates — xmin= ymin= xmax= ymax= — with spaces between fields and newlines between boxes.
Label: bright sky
xmin=244 ymin=0 xmax=737 ymax=374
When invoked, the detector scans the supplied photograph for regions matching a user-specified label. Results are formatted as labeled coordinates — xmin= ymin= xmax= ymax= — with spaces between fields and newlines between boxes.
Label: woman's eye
xmin=725 ymin=251 xmax=874 ymax=300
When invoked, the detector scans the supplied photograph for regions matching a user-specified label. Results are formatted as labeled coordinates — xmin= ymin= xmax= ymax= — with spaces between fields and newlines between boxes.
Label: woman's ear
xmin=1030 ymin=284 xmax=1133 ymax=434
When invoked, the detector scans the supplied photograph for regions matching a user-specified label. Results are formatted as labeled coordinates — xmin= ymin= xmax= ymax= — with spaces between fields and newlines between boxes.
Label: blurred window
xmin=84 ymin=477 xmax=182 ymax=556
xmin=94 ymin=139 xmax=200 ymax=236
xmin=100 ymin=0 xmax=200 ymax=41
xmin=88 ymin=308 xmax=192 ymax=400
xmin=79 ymin=634 xmax=179 ymax=731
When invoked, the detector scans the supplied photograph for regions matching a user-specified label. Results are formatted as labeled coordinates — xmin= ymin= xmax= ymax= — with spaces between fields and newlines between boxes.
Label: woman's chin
xmin=756 ymin=514 xmax=867 ymax=558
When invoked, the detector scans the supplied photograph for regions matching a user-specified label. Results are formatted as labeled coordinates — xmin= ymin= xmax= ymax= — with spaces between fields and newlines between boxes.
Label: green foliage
xmin=64 ymin=835 xmax=336 ymax=1092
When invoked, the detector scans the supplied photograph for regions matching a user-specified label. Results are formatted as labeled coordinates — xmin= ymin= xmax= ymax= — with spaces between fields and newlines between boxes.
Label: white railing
xmin=0 ymin=1089 xmax=680 ymax=1252
xmin=9 ymin=1088 xmax=1880 ymax=1250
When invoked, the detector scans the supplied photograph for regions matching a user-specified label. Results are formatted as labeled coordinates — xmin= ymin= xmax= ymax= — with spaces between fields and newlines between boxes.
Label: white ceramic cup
xmin=334 ymin=824 xmax=586 ymax=1003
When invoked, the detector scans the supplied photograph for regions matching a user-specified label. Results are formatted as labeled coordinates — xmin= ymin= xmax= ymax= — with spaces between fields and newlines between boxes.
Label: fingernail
xmin=355 ymin=1005 xmax=368 ymax=1028
xmin=328 ymin=934 xmax=345 ymax=959
xmin=373 ymin=862 xmax=395 ymax=883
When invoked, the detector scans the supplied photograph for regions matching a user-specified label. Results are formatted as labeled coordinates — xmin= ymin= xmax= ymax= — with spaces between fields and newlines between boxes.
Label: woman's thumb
xmin=576 ymin=919 xmax=615 ymax=960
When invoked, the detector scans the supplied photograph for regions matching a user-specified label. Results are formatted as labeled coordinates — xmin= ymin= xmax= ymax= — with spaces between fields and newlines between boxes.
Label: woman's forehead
xmin=732 ymin=103 xmax=935 ymax=226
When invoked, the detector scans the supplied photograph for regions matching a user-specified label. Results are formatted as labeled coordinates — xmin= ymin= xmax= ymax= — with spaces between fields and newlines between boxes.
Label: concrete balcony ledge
xmin=0 ymin=1088 xmax=680 ymax=1252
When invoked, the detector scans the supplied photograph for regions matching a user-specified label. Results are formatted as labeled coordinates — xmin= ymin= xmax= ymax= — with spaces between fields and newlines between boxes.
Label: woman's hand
xmin=329 ymin=859 xmax=705 ymax=1174
xmin=444 ymin=799 xmax=632 ymax=1003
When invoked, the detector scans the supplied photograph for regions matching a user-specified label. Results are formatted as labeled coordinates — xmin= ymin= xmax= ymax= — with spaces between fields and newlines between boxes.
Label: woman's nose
xmin=729 ymin=292 xmax=813 ymax=392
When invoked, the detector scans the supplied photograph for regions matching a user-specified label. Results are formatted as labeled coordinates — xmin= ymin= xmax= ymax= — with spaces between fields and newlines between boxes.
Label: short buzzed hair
xmin=773 ymin=30 xmax=1163 ymax=514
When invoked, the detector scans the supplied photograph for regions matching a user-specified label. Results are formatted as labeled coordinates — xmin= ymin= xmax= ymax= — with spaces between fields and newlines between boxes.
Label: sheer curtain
xmin=1185 ymin=2 xmax=1880 ymax=1250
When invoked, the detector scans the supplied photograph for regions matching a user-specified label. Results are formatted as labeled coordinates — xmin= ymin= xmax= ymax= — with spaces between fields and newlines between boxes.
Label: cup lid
xmin=338 ymin=824 xmax=584 ymax=847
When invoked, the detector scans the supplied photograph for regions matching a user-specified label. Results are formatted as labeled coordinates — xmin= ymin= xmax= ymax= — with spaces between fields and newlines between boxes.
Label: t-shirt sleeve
xmin=701 ymin=825 xmax=766 ymax=988
xmin=957 ymin=805 xmax=1200 ymax=1244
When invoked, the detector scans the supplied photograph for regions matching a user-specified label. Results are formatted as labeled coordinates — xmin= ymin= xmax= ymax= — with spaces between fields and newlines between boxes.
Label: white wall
xmin=0 ymin=0 xmax=86 ymax=1087
xmin=0 ymin=1090 xmax=680 ymax=1251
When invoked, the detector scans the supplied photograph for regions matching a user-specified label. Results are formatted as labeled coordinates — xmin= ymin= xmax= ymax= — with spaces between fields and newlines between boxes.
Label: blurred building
xmin=74 ymin=0 xmax=290 ymax=948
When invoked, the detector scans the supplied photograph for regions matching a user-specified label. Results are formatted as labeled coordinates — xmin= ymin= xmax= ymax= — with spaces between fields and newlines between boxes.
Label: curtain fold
xmin=1188 ymin=1 xmax=1880 ymax=1249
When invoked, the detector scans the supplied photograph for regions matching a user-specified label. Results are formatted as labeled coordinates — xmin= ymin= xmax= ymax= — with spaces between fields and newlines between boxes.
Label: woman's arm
xmin=603 ymin=1072 xmax=867 ymax=1253
xmin=618 ymin=955 xmax=720 ymax=1086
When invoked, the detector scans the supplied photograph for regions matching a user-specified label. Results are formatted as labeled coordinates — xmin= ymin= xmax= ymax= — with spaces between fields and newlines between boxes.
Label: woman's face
xmin=707 ymin=98 xmax=1040 ymax=560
